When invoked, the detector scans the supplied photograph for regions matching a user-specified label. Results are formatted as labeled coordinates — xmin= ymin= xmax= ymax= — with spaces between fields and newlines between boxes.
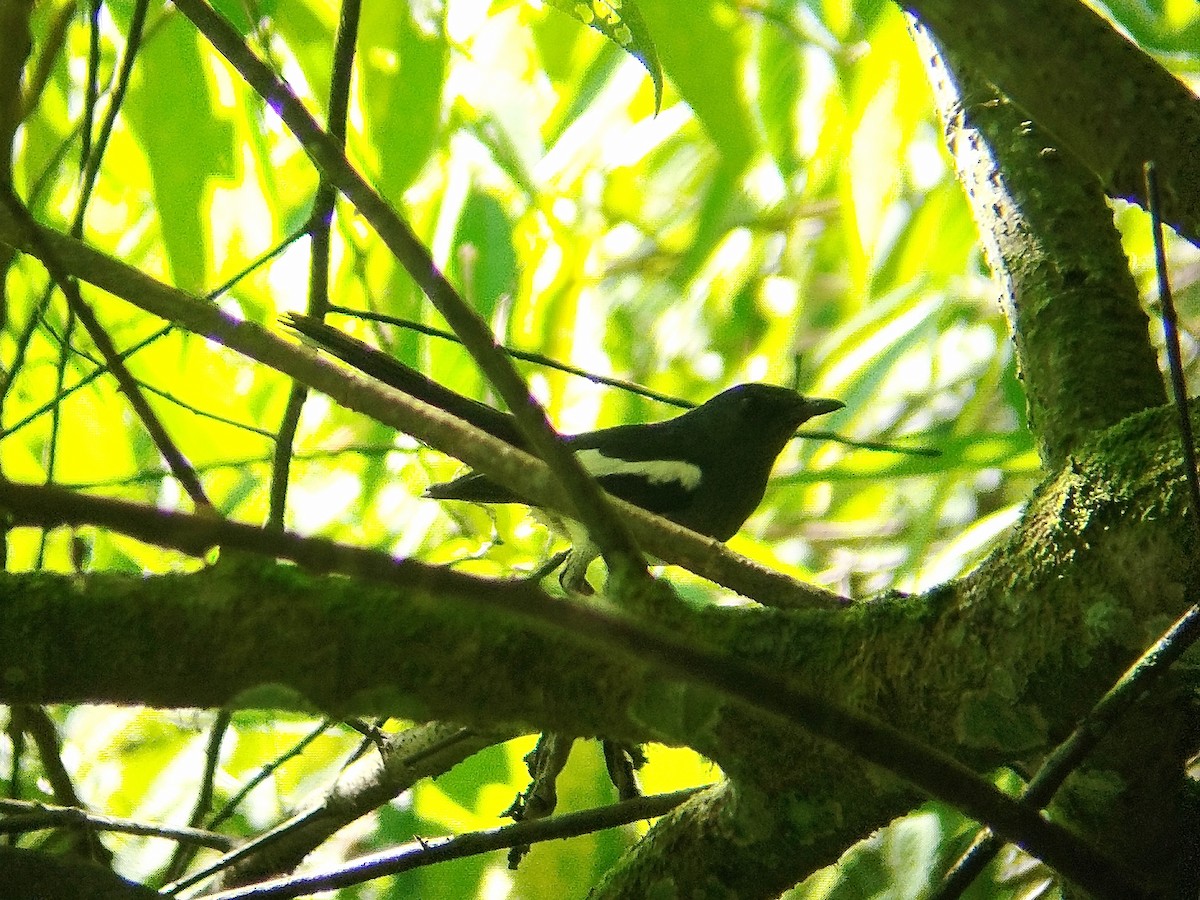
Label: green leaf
xmin=122 ymin=16 xmax=236 ymax=293
xmin=358 ymin=0 xmax=451 ymax=196
xmin=543 ymin=0 xmax=663 ymax=112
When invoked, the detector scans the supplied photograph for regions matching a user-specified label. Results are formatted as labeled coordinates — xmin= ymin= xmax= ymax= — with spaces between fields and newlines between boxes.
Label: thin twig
xmin=0 ymin=190 xmax=211 ymax=508
xmin=200 ymin=786 xmax=708 ymax=899
xmin=1145 ymin=161 xmax=1200 ymax=527
xmin=36 ymin=304 xmax=75 ymax=569
xmin=1 ymin=221 xmax=313 ymax=442
xmin=0 ymin=798 xmax=234 ymax=850
xmin=328 ymin=305 xmax=694 ymax=408
xmin=206 ymin=222 xmax=313 ymax=301
xmin=35 ymin=318 xmax=276 ymax=438
xmin=0 ymin=324 xmax=171 ymax=437
xmin=163 ymin=710 xmax=232 ymax=882
xmin=209 ymin=720 xmax=333 ymax=829
xmin=330 ymin=306 xmax=941 ymax=458
xmin=75 ymin=0 xmax=151 ymax=230
xmin=269 ymin=0 xmax=360 ymax=530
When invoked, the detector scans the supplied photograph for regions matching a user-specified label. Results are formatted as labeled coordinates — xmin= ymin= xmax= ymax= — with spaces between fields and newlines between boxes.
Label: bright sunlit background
xmin=4 ymin=0 xmax=1199 ymax=895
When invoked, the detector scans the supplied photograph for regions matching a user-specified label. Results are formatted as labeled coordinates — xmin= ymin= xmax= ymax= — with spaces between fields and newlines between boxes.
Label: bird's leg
xmin=503 ymin=732 xmax=575 ymax=868
xmin=557 ymin=548 xmax=597 ymax=595
xmin=601 ymin=740 xmax=646 ymax=800
xmin=557 ymin=529 xmax=602 ymax=596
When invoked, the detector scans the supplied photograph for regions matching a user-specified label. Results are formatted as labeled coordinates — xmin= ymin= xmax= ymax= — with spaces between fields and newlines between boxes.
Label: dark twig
xmin=36 ymin=304 xmax=75 ymax=569
xmin=32 ymin=320 xmax=276 ymax=439
xmin=284 ymin=314 xmax=524 ymax=445
xmin=12 ymin=707 xmax=84 ymax=816
xmin=329 ymin=306 xmax=941 ymax=458
xmin=269 ymin=0 xmax=361 ymax=530
xmin=33 ymin=0 xmax=151 ymax=559
xmin=0 ymin=324 xmax=171 ymax=438
xmin=45 ymin=444 xmax=411 ymax=489
xmin=80 ymin=0 xmax=101 ymax=169
xmin=201 ymin=786 xmax=708 ymax=899
xmin=4 ymin=717 xmax=23 ymax=806
xmin=798 ymin=429 xmax=940 ymax=457
xmin=76 ymin=0 xmax=151 ymax=228
xmin=206 ymin=222 xmax=313 ymax=301
xmin=211 ymin=721 xmax=334 ymax=832
xmin=0 ymin=799 xmax=234 ymax=850
xmin=1145 ymin=161 xmax=1200 ymax=528
xmin=11 ymin=705 xmax=112 ymax=864
xmin=328 ymin=305 xmax=693 ymax=408
xmin=18 ymin=2 xmax=77 ymax=124
xmin=163 ymin=710 xmax=232 ymax=882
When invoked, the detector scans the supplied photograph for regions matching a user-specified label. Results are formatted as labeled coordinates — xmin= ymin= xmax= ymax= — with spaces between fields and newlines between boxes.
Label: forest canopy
xmin=0 ymin=0 xmax=1198 ymax=898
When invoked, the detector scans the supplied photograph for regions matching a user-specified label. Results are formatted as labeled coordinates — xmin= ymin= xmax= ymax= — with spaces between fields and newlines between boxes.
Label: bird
xmin=282 ymin=314 xmax=843 ymax=592
xmin=425 ymin=383 xmax=844 ymax=592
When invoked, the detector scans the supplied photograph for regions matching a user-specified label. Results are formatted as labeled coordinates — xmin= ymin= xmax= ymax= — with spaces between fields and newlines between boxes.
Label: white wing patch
xmin=576 ymin=448 xmax=703 ymax=489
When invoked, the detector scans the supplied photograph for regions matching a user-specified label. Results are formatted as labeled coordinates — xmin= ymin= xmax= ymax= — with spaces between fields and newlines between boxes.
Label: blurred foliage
xmin=2 ymin=0 xmax=1197 ymax=896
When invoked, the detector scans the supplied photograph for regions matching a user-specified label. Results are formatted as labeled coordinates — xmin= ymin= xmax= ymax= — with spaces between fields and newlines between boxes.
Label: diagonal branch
xmin=913 ymin=21 xmax=1164 ymax=467
xmin=205 ymin=787 xmax=706 ymax=900
xmin=171 ymin=0 xmax=647 ymax=588
xmin=0 ymin=189 xmax=212 ymax=508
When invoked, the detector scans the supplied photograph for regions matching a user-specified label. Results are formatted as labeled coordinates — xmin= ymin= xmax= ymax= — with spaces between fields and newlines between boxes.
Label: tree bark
xmin=904 ymin=0 xmax=1200 ymax=241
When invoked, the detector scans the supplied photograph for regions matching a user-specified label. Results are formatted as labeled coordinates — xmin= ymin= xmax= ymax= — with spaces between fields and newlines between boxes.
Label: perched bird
xmin=282 ymin=315 xmax=843 ymax=591
xmin=426 ymin=383 xmax=844 ymax=591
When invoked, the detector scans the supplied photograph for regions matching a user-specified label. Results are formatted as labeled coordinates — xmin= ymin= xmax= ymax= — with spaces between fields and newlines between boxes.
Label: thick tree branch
xmin=913 ymin=24 xmax=1164 ymax=465
xmin=902 ymin=0 xmax=1200 ymax=243
xmin=0 ymin=557 xmax=1155 ymax=899
xmin=1 ymin=406 xmax=1194 ymax=897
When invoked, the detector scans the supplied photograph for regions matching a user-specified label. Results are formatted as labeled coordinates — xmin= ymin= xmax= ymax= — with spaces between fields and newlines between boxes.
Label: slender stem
xmin=269 ymin=0 xmax=361 ymax=530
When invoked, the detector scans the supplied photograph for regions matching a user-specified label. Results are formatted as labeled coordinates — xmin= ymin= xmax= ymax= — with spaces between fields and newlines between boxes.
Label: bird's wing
xmin=425 ymin=433 xmax=702 ymax=514
xmin=574 ymin=446 xmax=700 ymax=515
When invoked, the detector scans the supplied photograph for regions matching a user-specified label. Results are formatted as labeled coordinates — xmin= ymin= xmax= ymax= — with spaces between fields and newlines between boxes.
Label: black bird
xmin=282 ymin=315 xmax=843 ymax=591
xmin=426 ymin=383 xmax=844 ymax=591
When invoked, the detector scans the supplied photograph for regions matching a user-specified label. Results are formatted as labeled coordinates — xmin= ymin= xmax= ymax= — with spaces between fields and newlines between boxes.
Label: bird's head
xmin=695 ymin=383 xmax=844 ymax=446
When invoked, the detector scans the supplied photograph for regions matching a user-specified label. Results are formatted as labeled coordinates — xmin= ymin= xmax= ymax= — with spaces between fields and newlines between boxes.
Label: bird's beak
xmin=803 ymin=397 xmax=845 ymax=418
